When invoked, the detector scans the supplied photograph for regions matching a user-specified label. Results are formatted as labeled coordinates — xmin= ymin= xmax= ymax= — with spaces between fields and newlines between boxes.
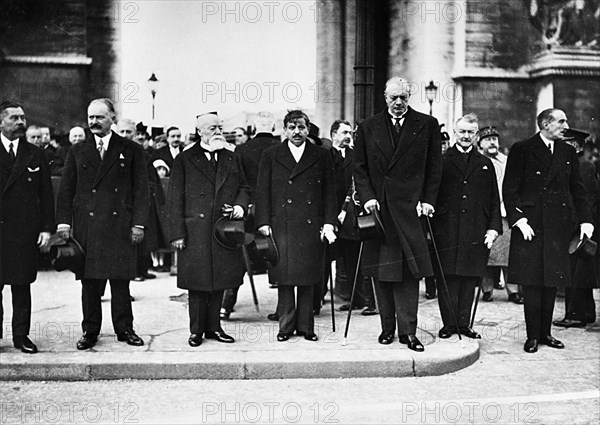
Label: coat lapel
xmin=275 ymin=141 xmax=300 ymax=174
xmin=93 ymin=132 xmax=125 ymax=187
xmin=4 ymin=138 xmax=34 ymax=194
xmin=371 ymin=112 xmax=395 ymax=159
xmin=447 ymin=146 xmax=467 ymax=174
xmin=290 ymin=142 xmax=318 ymax=179
xmin=465 ymin=150 xmax=485 ymax=179
xmin=545 ymin=140 xmax=569 ymax=185
xmin=189 ymin=143 xmax=216 ymax=184
xmin=389 ymin=108 xmax=424 ymax=170
xmin=215 ymin=150 xmax=233 ymax=192
xmin=530 ymin=134 xmax=552 ymax=169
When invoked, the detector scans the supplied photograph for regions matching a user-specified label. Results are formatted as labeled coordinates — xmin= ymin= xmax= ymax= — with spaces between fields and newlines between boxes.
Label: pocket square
xmin=119 ymin=154 xmax=125 ymax=159
xmin=482 ymin=165 xmax=488 ymax=170
xmin=27 ymin=167 xmax=40 ymax=172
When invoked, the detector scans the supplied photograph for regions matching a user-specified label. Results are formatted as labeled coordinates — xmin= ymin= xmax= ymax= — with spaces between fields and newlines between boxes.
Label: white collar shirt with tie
xmin=455 ymin=145 xmax=473 ymax=154
xmin=389 ymin=112 xmax=406 ymax=128
xmin=94 ymin=133 xmax=112 ymax=157
xmin=540 ymin=133 xmax=554 ymax=154
xmin=333 ymin=145 xmax=346 ymax=158
xmin=169 ymin=145 xmax=180 ymax=160
xmin=1 ymin=133 xmax=19 ymax=156
xmin=288 ymin=140 xmax=306 ymax=163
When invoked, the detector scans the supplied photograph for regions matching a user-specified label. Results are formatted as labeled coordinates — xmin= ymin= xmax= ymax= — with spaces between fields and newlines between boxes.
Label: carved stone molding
xmin=525 ymin=47 xmax=600 ymax=78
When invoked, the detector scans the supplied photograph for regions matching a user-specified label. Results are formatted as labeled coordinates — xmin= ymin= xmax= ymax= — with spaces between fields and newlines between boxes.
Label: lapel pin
xmin=119 ymin=154 xmax=125 ymax=159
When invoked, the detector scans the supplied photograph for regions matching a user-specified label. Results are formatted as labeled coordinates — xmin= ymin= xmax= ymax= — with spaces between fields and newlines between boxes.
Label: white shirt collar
xmin=170 ymin=145 xmax=180 ymax=158
xmin=455 ymin=144 xmax=473 ymax=154
xmin=94 ymin=132 xmax=112 ymax=150
xmin=288 ymin=140 xmax=306 ymax=162
xmin=388 ymin=110 xmax=406 ymax=126
xmin=1 ymin=133 xmax=19 ymax=152
xmin=333 ymin=144 xmax=346 ymax=157
xmin=539 ymin=133 xmax=554 ymax=149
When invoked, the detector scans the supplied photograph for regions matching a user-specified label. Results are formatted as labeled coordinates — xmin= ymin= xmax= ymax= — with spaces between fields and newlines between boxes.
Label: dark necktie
xmin=209 ymin=151 xmax=217 ymax=169
xmin=8 ymin=142 xmax=16 ymax=163
xmin=98 ymin=140 xmax=105 ymax=160
xmin=547 ymin=143 xmax=552 ymax=154
xmin=394 ymin=118 xmax=402 ymax=135
xmin=462 ymin=152 xmax=469 ymax=165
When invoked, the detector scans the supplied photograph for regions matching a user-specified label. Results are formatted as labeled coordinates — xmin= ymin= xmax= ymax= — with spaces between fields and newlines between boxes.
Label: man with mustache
xmin=153 ymin=126 xmax=183 ymax=171
xmin=503 ymin=108 xmax=593 ymax=353
xmin=56 ymin=98 xmax=150 ymax=350
xmin=168 ymin=112 xmax=250 ymax=347
xmin=353 ymin=77 xmax=442 ymax=352
xmin=0 ymin=100 xmax=55 ymax=354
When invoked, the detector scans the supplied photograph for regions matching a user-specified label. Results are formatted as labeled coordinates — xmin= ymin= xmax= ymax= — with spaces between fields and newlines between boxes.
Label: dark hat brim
xmin=357 ymin=209 xmax=386 ymax=242
xmin=569 ymin=234 xmax=598 ymax=260
xmin=247 ymin=234 xmax=279 ymax=266
xmin=50 ymin=236 xmax=86 ymax=275
xmin=213 ymin=216 xmax=255 ymax=249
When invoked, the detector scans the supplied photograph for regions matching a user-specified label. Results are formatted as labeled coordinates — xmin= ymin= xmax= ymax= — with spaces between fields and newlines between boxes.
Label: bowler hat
xmin=247 ymin=234 xmax=279 ymax=266
xmin=479 ymin=126 xmax=499 ymax=140
xmin=357 ymin=209 xmax=386 ymax=242
xmin=213 ymin=216 xmax=255 ymax=249
xmin=49 ymin=236 xmax=85 ymax=275
xmin=569 ymin=234 xmax=598 ymax=261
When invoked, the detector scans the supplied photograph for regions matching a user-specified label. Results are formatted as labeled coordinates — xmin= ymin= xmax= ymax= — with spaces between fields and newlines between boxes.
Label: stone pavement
xmin=0 ymin=268 xmax=482 ymax=381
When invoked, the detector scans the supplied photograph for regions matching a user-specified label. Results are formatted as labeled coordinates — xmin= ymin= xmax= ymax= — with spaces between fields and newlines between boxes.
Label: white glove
xmin=580 ymin=223 xmax=594 ymax=239
xmin=321 ymin=224 xmax=337 ymax=244
xmin=419 ymin=202 xmax=435 ymax=217
xmin=483 ymin=229 xmax=499 ymax=249
xmin=231 ymin=205 xmax=244 ymax=219
xmin=337 ymin=210 xmax=347 ymax=224
xmin=258 ymin=225 xmax=271 ymax=236
xmin=364 ymin=199 xmax=379 ymax=213
xmin=515 ymin=219 xmax=535 ymax=241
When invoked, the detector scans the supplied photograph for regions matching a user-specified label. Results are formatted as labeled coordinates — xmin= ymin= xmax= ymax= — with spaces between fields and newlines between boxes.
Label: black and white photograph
xmin=1 ymin=1 xmax=599 ymax=424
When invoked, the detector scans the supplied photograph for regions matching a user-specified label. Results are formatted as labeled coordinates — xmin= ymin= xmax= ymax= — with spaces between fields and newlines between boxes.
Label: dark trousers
xmin=437 ymin=275 xmax=477 ymax=328
xmin=278 ymin=285 xmax=315 ymax=334
xmin=81 ymin=279 xmax=133 ymax=335
xmin=222 ymin=287 xmax=239 ymax=312
xmin=375 ymin=277 xmax=419 ymax=336
xmin=522 ymin=286 xmax=557 ymax=340
xmin=425 ymin=276 xmax=437 ymax=296
xmin=189 ymin=290 xmax=224 ymax=335
xmin=0 ymin=284 xmax=32 ymax=338
xmin=564 ymin=287 xmax=596 ymax=323
xmin=339 ymin=239 xmax=374 ymax=307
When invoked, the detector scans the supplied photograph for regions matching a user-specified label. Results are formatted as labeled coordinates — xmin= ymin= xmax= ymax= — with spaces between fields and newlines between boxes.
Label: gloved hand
xmin=130 ymin=226 xmax=145 ymax=245
xmin=364 ymin=199 xmax=379 ymax=214
xmin=484 ymin=229 xmax=499 ymax=249
xmin=580 ymin=223 xmax=594 ymax=239
xmin=57 ymin=225 xmax=71 ymax=241
xmin=171 ymin=238 xmax=185 ymax=250
xmin=37 ymin=232 xmax=51 ymax=251
xmin=258 ymin=225 xmax=271 ymax=236
xmin=231 ymin=205 xmax=244 ymax=219
xmin=418 ymin=202 xmax=435 ymax=217
xmin=515 ymin=219 xmax=535 ymax=241
xmin=337 ymin=210 xmax=347 ymax=224
xmin=321 ymin=224 xmax=337 ymax=244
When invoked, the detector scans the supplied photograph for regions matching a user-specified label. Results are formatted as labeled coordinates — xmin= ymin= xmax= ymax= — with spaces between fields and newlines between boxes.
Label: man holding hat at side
xmin=478 ymin=125 xmax=524 ymax=304
xmin=168 ymin=112 xmax=251 ymax=347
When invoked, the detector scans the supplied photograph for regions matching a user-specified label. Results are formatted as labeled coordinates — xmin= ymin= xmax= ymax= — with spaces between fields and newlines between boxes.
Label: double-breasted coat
xmin=503 ymin=134 xmax=592 ymax=287
xmin=353 ymin=108 xmax=442 ymax=281
xmin=432 ymin=146 xmax=502 ymax=277
xmin=168 ymin=144 xmax=251 ymax=292
xmin=255 ymin=141 xmax=337 ymax=286
xmin=56 ymin=132 xmax=150 ymax=280
xmin=1 ymin=139 xmax=55 ymax=285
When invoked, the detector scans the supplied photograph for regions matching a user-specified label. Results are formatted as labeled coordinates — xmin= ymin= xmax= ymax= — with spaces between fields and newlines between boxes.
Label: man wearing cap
xmin=503 ymin=108 xmax=593 ymax=353
xmin=353 ymin=77 xmax=442 ymax=352
xmin=0 ymin=100 xmax=54 ymax=354
xmin=255 ymin=110 xmax=337 ymax=342
xmin=221 ymin=111 xmax=279 ymax=320
xmin=56 ymin=99 xmax=150 ymax=350
xmin=168 ymin=112 xmax=250 ymax=347
xmin=478 ymin=125 xmax=524 ymax=304
xmin=431 ymin=113 xmax=502 ymax=340
xmin=553 ymin=128 xmax=599 ymax=328
xmin=153 ymin=126 xmax=183 ymax=171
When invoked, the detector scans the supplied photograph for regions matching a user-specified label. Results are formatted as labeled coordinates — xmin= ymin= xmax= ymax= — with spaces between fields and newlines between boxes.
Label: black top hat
xmin=213 ymin=216 xmax=255 ymax=250
xmin=49 ymin=236 xmax=85 ymax=275
xmin=136 ymin=122 xmax=147 ymax=133
xmin=569 ymin=234 xmax=598 ymax=261
xmin=357 ymin=209 xmax=386 ymax=242
xmin=563 ymin=129 xmax=590 ymax=144
xmin=151 ymin=127 xmax=165 ymax=139
xmin=247 ymin=233 xmax=279 ymax=266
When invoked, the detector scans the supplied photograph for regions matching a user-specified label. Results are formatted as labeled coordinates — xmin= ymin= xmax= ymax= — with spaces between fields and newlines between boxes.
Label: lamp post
xmin=425 ymin=80 xmax=438 ymax=116
xmin=148 ymin=73 xmax=159 ymax=121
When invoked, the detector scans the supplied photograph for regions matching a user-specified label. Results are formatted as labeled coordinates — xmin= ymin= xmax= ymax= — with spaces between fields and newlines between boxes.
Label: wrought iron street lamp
xmin=425 ymin=80 xmax=438 ymax=116
xmin=148 ymin=73 xmax=159 ymax=121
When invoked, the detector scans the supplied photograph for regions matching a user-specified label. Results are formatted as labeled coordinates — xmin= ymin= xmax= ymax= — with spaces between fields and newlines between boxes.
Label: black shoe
xmin=508 ymin=293 xmax=524 ymax=304
xmin=130 ymin=296 xmax=135 ymax=302
xmin=425 ymin=292 xmax=436 ymax=300
xmin=304 ymin=333 xmax=318 ymax=341
xmin=361 ymin=306 xmax=378 ymax=316
xmin=277 ymin=332 xmax=291 ymax=342
xmin=267 ymin=313 xmax=279 ymax=321
xmin=553 ymin=318 xmax=586 ymax=328
xmin=540 ymin=335 xmax=564 ymax=349
xmin=13 ymin=336 xmax=38 ymax=354
xmin=482 ymin=291 xmax=493 ymax=302
xmin=459 ymin=326 xmax=481 ymax=339
xmin=76 ymin=333 xmax=98 ymax=350
xmin=133 ymin=276 xmax=145 ymax=282
xmin=188 ymin=334 xmax=203 ymax=347
xmin=313 ymin=308 xmax=321 ymax=316
xmin=339 ymin=303 xmax=361 ymax=311
xmin=204 ymin=331 xmax=235 ymax=343
xmin=399 ymin=334 xmax=424 ymax=352
xmin=524 ymin=338 xmax=538 ymax=353
xmin=438 ymin=326 xmax=456 ymax=339
xmin=378 ymin=331 xmax=394 ymax=345
xmin=220 ymin=309 xmax=232 ymax=320
xmin=117 ymin=329 xmax=144 ymax=346
xmin=142 ymin=272 xmax=156 ymax=279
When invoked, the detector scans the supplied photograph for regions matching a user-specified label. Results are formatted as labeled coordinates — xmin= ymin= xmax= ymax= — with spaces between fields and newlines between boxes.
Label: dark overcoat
xmin=332 ymin=148 xmax=360 ymax=241
xmin=235 ymin=133 xmax=279 ymax=191
xmin=0 ymin=139 xmax=55 ymax=285
xmin=168 ymin=144 xmax=251 ymax=292
xmin=254 ymin=141 xmax=337 ymax=286
xmin=432 ymin=146 xmax=502 ymax=277
xmin=353 ymin=108 xmax=442 ymax=281
xmin=503 ymin=135 xmax=592 ymax=287
xmin=56 ymin=132 xmax=150 ymax=280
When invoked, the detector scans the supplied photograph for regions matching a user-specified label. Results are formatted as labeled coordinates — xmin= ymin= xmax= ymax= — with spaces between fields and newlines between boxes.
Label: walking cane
xmin=342 ymin=241 xmax=364 ymax=346
xmin=425 ymin=216 xmax=464 ymax=347
xmin=322 ymin=243 xmax=336 ymax=331
xmin=241 ymin=245 xmax=260 ymax=312
xmin=370 ymin=277 xmax=380 ymax=313
xmin=470 ymin=251 xmax=490 ymax=328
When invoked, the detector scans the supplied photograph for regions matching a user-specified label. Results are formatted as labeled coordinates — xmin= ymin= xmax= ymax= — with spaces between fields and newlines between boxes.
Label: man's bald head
xmin=69 ymin=126 xmax=86 ymax=144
